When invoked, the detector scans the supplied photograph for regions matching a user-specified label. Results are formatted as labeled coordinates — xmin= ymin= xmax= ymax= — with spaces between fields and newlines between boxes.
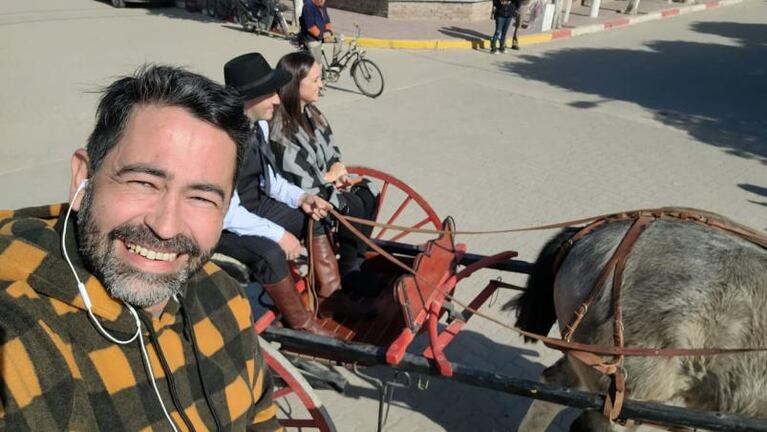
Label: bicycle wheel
xmin=278 ymin=13 xmax=292 ymax=38
xmin=351 ymin=58 xmax=384 ymax=98
xmin=238 ymin=7 xmax=256 ymax=32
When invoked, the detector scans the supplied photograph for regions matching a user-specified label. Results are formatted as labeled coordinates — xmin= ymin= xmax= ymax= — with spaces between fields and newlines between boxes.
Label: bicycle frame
xmin=234 ymin=0 xmax=286 ymax=33
xmin=323 ymin=25 xmax=366 ymax=75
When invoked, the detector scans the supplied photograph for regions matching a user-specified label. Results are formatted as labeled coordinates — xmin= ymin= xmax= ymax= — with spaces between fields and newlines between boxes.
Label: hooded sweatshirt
xmin=0 ymin=204 xmax=282 ymax=431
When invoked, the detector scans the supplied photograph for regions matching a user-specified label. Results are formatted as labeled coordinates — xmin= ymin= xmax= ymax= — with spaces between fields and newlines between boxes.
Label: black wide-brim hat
xmin=224 ymin=52 xmax=291 ymax=101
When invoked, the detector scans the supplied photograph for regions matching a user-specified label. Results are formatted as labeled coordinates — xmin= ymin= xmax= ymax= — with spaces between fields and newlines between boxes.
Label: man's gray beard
xmin=75 ymin=185 xmax=211 ymax=308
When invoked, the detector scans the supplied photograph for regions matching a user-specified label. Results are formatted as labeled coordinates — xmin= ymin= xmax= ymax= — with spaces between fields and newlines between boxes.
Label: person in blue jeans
xmin=491 ymin=0 xmax=522 ymax=54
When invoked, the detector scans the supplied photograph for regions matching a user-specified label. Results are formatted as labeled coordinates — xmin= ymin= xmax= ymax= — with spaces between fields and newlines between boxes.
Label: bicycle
xmin=306 ymin=25 xmax=385 ymax=98
xmin=204 ymin=0 xmax=292 ymax=38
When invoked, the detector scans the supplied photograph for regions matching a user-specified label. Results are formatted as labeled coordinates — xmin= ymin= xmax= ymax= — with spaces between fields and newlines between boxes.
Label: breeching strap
xmin=328 ymin=207 xmax=767 ymax=357
xmin=340 ymin=207 xmax=767 ymax=248
xmin=328 ymin=206 xmax=767 ymax=422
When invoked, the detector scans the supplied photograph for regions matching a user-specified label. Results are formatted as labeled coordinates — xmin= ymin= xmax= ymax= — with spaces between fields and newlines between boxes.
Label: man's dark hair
xmin=87 ymin=64 xmax=250 ymax=185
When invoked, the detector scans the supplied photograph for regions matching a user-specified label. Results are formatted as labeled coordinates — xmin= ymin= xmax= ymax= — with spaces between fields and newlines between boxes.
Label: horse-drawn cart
xmin=215 ymin=167 xmax=767 ymax=432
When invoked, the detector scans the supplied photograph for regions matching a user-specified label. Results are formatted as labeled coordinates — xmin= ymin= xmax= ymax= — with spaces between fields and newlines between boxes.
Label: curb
xmin=354 ymin=0 xmax=743 ymax=50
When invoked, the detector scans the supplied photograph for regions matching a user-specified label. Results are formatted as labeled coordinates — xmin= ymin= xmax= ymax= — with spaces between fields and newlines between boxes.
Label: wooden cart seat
xmin=311 ymin=218 xmax=458 ymax=348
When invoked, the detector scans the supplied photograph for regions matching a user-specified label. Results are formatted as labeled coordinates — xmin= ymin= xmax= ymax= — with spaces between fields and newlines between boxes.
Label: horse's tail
xmin=503 ymin=227 xmax=579 ymax=342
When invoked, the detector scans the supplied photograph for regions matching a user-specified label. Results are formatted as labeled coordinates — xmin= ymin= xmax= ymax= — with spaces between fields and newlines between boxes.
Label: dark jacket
xmin=237 ymin=124 xmax=277 ymax=213
xmin=299 ymin=0 xmax=331 ymax=42
xmin=493 ymin=0 xmax=521 ymax=17
xmin=0 ymin=204 xmax=281 ymax=431
xmin=242 ymin=123 xmax=269 ymax=212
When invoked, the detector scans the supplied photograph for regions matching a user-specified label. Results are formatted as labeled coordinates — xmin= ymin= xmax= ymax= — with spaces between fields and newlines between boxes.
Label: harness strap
xmin=329 ymin=205 xmax=766 ymax=423
xmin=329 ymin=207 xmax=767 ymax=358
xmin=604 ymin=366 xmax=626 ymax=421
xmin=562 ymin=216 xmax=652 ymax=341
xmin=340 ymin=207 xmax=767 ymax=249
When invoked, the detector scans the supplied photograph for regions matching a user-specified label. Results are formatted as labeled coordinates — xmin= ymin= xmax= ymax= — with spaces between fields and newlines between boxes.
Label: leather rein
xmin=328 ymin=207 xmax=767 ymax=422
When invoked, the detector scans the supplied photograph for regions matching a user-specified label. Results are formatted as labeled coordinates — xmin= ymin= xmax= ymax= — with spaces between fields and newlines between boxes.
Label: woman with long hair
xmin=270 ymin=51 xmax=379 ymax=293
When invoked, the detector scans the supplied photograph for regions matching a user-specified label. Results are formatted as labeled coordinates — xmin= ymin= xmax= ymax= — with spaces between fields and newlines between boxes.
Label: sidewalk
xmin=325 ymin=0 xmax=745 ymax=49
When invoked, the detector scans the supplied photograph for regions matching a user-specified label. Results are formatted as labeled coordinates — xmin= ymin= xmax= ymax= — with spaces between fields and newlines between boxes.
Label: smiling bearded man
xmin=75 ymin=171 xmax=207 ymax=308
xmin=0 ymin=65 xmax=282 ymax=431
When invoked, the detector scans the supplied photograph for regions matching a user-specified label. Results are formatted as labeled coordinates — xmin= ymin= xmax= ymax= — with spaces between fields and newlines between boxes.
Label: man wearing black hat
xmin=218 ymin=53 xmax=373 ymax=337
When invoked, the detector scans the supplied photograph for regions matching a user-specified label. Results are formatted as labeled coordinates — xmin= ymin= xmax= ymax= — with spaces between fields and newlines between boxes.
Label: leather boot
xmin=312 ymin=235 xmax=377 ymax=320
xmin=263 ymin=276 xmax=334 ymax=338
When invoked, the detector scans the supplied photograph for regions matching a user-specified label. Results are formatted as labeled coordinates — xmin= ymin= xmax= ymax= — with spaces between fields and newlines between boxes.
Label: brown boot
xmin=312 ymin=235 xmax=377 ymax=320
xmin=263 ymin=276 xmax=335 ymax=338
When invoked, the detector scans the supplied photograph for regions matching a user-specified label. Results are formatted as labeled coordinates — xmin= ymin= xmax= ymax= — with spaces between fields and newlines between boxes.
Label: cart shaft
xmin=261 ymin=327 xmax=767 ymax=432
xmin=374 ymin=239 xmax=534 ymax=274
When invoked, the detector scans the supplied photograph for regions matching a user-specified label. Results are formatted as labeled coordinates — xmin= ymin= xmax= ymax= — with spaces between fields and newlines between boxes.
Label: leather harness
xmin=329 ymin=206 xmax=767 ymax=422
xmin=552 ymin=208 xmax=767 ymax=421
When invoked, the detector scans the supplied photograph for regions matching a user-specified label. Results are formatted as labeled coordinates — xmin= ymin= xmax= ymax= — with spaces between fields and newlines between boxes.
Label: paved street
xmin=1 ymin=0 xmax=765 ymax=430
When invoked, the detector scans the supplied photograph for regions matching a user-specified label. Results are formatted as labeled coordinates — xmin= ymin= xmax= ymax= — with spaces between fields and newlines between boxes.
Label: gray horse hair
xmin=506 ymin=217 xmax=767 ymax=430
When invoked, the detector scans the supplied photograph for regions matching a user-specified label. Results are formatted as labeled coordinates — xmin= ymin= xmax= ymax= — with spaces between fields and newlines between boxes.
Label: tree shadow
xmin=500 ymin=21 xmax=767 ymax=164
xmin=337 ymin=329 xmax=578 ymax=431
xmin=692 ymin=21 xmax=767 ymax=46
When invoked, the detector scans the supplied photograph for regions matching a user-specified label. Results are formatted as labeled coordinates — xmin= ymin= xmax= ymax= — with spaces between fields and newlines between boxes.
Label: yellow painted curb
xmin=356 ymin=37 xmax=472 ymax=49
xmin=352 ymin=0 xmax=745 ymax=50
xmin=356 ymin=31 xmax=553 ymax=50
xmin=519 ymin=32 xmax=553 ymax=45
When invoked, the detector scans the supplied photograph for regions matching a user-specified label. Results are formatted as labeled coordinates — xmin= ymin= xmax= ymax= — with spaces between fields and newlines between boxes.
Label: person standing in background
xmin=491 ymin=0 xmax=523 ymax=54
xmin=299 ymin=0 xmax=339 ymax=78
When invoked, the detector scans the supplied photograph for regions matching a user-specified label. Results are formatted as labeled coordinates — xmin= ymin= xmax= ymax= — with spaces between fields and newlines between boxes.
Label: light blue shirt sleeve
xmin=265 ymin=165 xmax=306 ymax=208
xmin=223 ymin=191 xmax=285 ymax=243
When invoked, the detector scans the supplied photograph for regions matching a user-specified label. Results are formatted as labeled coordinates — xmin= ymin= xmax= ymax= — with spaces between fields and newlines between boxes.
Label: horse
xmin=504 ymin=209 xmax=767 ymax=431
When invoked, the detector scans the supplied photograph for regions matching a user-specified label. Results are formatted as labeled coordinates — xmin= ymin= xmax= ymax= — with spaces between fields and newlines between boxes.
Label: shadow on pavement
xmin=439 ymin=26 xmax=491 ymax=42
xmin=738 ymin=183 xmax=767 ymax=209
xmin=324 ymin=83 xmax=365 ymax=97
xmin=500 ymin=21 xmax=767 ymax=164
xmin=338 ymin=329 xmax=577 ymax=431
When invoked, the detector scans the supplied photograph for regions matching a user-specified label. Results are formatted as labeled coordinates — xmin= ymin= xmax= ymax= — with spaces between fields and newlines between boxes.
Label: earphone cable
xmin=62 ymin=182 xmax=178 ymax=431
xmin=62 ymin=185 xmax=140 ymax=345
xmin=132 ymin=303 xmax=180 ymax=432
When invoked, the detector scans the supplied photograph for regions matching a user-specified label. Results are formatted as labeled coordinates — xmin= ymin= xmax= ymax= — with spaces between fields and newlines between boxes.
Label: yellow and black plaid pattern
xmin=0 ymin=204 xmax=281 ymax=431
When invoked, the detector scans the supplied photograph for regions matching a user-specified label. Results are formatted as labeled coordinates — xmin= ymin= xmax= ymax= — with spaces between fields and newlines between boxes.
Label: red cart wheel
xmin=259 ymin=337 xmax=336 ymax=431
xmin=347 ymin=166 xmax=441 ymax=243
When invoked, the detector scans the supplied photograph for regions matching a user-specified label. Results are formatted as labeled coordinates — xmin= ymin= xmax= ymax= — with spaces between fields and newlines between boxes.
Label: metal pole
xmin=589 ymin=0 xmax=601 ymax=18
xmin=293 ymin=0 xmax=302 ymax=26
xmin=563 ymin=0 xmax=573 ymax=23
xmin=262 ymin=327 xmax=767 ymax=432
xmin=552 ymin=0 xmax=564 ymax=29
xmin=372 ymin=239 xmax=534 ymax=274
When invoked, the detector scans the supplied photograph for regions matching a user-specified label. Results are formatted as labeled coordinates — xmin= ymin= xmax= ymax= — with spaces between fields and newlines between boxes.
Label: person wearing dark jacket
xmin=491 ymin=0 xmax=523 ymax=53
xmin=218 ymin=53 xmax=375 ymax=336
xmin=0 ymin=65 xmax=281 ymax=431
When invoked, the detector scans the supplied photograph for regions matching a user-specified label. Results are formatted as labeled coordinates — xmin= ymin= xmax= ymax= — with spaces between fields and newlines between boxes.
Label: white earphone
xmin=62 ymin=176 xmax=179 ymax=431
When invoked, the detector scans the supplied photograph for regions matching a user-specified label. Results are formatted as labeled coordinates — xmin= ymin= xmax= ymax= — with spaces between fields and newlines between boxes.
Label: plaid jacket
xmin=0 ymin=204 xmax=282 ymax=431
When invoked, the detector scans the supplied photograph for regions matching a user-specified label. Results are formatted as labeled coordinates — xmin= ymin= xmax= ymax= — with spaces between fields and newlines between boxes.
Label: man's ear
xmin=69 ymin=149 xmax=90 ymax=211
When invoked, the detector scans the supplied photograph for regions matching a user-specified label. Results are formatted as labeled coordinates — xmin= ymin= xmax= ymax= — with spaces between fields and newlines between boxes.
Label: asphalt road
xmin=1 ymin=0 xmax=765 ymax=430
